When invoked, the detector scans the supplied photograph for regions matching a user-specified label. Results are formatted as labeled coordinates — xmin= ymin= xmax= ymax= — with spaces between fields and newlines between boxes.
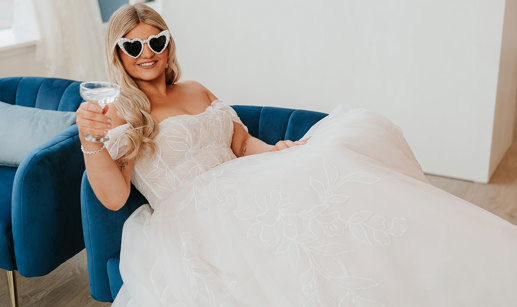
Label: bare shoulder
xmin=105 ymin=103 xmax=127 ymax=128
xmin=178 ymin=80 xmax=218 ymax=101
xmin=178 ymin=79 xmax=204 ymax=89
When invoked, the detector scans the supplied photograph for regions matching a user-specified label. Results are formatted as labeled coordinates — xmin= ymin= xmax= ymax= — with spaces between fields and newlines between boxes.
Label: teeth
xmin=138 ymin=61 xmax=156 ymax=67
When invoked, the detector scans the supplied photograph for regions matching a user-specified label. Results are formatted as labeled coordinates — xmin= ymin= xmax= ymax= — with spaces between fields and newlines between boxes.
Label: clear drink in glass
xmin=80 ymin=81 xmax=121 ymax=143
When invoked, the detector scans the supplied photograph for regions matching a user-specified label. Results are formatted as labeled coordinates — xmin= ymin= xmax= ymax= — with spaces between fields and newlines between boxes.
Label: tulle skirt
xmin=113 ymin=106 xmax=517 ymax=307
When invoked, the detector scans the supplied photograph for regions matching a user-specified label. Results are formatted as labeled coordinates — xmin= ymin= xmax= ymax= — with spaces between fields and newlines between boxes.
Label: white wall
xmin=163 ymin=0 xmax=516 ymax=183
xmin=0 ymin=0 xmax=45 ymax=78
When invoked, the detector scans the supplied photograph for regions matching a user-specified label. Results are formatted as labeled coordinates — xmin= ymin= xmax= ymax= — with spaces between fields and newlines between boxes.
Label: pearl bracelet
xmin=81 ymin=143 xmax=106 ymax=155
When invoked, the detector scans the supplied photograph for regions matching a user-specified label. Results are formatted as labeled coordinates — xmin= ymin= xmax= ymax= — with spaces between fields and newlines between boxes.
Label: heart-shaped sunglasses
xmin=117 ymin=29 xmax=170 ymax=58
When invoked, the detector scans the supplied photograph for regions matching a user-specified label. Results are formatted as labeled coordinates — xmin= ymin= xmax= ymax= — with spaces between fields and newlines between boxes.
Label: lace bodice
xmin=105 ymin=99 xmax=248 ymax=209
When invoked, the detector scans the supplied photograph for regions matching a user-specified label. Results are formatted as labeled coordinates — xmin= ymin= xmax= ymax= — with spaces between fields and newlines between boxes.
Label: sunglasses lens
xmin=149 ymin=35 xmax=167 ymax=53
xmin=122 ymin=41 xmax=142 ymax=57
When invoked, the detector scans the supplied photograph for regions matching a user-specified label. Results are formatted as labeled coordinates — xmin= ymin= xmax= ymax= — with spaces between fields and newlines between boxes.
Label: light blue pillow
xmin=0 ymin=101 xmax=76 ymax=167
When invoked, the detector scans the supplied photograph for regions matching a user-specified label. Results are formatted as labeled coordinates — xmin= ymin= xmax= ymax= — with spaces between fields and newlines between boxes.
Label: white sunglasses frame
xmin=116 ymin=29 xmax=171 ymax=59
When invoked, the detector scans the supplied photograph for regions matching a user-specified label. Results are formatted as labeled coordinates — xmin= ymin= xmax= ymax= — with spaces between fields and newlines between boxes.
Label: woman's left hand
xmin=273 ymin=136 xmax=311 ymax=151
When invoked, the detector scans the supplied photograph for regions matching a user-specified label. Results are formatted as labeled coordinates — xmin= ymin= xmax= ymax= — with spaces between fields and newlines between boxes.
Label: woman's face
xmin=118 ymin=22 xmax=169 ymax=82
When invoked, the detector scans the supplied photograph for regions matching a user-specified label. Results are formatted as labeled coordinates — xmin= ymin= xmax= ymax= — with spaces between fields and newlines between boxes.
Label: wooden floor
xmin=426 ymin=109 xmax=517 ymax=226
xmin=0 ymin=249 xmax=110 ymax=307
xmin=1 ymin=115 xmax=516 ymax=307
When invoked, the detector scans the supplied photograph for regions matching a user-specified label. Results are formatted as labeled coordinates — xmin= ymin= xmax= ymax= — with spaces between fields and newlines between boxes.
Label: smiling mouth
xmin=138 ymin=61 xmax=157 ymax=67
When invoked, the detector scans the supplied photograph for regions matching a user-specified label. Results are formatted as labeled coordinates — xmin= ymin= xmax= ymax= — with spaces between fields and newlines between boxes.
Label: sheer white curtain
xmin=31 ymin=0 xmax=107 ymax=81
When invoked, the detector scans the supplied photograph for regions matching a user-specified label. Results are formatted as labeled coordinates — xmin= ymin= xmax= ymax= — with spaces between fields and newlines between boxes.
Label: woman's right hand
xmin=76 ymin=101 xmax=112 ymax=141
xmin=272 ymin=136 xmax=311 ymax=151
xmin=77 ymin=101 xmax=134 ymax=211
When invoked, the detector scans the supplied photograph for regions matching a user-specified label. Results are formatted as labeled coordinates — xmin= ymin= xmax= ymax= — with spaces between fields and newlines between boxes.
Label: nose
xmin=140 ymin=42 xmax=154 ymax=58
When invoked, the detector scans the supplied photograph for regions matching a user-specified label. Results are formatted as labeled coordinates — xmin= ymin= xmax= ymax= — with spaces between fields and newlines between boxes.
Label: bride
xmin=77 ymin=3 xmax=517 ymax=307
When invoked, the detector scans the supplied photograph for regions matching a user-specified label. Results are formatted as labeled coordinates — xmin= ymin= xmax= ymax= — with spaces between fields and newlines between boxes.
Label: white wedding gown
xmin=106 ymin=99 xmax=517 ymax=307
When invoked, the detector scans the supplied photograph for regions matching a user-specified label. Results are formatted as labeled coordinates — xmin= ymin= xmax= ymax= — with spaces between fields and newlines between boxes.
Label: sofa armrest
xmin=11 ymin=124 xmax=85 ymax=277
xmin=81 ymin=172 xmax=147 ymax=302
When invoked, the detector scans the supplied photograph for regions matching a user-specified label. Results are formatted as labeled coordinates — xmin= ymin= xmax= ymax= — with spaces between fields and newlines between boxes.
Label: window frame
xmin=0 ymin=0 xmax=39 ymax=56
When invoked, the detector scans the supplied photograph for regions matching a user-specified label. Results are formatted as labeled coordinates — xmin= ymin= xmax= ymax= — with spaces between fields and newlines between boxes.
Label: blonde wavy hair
xmin=105 ymin=3 xmax=181 ymax=162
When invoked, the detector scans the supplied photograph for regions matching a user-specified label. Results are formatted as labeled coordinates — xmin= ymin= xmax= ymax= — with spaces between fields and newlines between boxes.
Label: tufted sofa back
xmin=0 ymin=77 xmax=83 ymax=111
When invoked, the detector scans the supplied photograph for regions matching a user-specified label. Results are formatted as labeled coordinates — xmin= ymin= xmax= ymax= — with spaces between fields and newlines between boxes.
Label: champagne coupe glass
xmin=80 ymin=81 xmax=121 ymax=143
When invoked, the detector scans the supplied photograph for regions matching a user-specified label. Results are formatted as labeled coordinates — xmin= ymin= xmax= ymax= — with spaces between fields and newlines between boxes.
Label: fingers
xmin=81 ymin=101 xmax=103 ymax=112
xmin=81 ymin=127 xmax=108 ymax=138
xmin=76 ymin=101 xmax=112 ymax=139
xmin=79 ymin=118 xmax=111 ymax=130
xmin=274 ymin=138 xmax=309 ymax=151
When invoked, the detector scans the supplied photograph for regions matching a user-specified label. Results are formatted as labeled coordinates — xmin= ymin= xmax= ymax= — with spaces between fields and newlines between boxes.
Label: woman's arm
xmin=195 ymin=80 xmax=309 ymax=157
xmin=231 ymin=121 xmax=310 ymax=157
xmin=230 ymin=122 xmax=273 ymax=156
xmin=77 ymin=102 xmax=134 ymax=211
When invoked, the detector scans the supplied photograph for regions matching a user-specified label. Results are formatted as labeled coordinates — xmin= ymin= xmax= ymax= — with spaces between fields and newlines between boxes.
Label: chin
xmin=131 ymin=69 xmax=164 ymax=82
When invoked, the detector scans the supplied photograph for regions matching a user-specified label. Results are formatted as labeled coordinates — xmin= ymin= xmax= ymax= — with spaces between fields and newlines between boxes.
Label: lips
xmin=137 ymin=61 xmax=157 ymax=68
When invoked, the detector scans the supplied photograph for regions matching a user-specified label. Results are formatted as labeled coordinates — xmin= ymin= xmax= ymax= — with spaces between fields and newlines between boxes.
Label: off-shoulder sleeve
xmin=104 ymin=123 xmax=131 ymax=161
xmin=215 ymin=100 xmax=249 ymax=133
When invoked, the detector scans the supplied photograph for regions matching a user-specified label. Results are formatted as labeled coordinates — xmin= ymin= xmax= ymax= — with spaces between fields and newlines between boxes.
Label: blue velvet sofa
xmin=81 ymin=102 xmax=328 ymax=302
xmin=0 ymin=77 xmax=85 ymax=280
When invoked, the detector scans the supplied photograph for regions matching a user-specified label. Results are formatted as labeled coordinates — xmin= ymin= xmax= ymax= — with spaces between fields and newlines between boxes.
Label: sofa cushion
xmin=0 ymin=101 xmax=76 ymax=167
xmin=0 ymin=166 xmax=17 ymax=270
